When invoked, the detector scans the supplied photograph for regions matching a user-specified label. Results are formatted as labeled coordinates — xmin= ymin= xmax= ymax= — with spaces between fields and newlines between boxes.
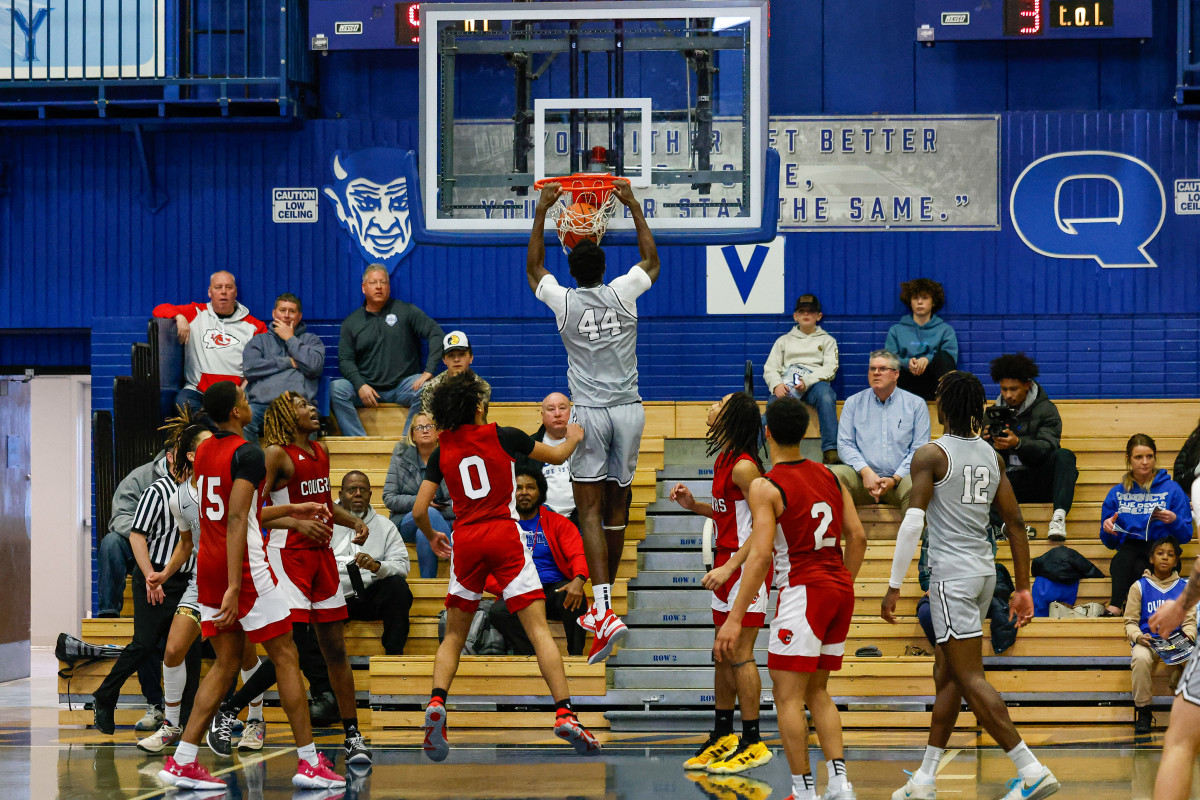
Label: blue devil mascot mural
xmin=323 ymin=147 xmax=415 ymax=271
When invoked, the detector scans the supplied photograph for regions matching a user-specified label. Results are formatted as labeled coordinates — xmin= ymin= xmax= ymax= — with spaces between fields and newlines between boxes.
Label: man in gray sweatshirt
xmin=242 ymin=293 xmax=326 ymax=443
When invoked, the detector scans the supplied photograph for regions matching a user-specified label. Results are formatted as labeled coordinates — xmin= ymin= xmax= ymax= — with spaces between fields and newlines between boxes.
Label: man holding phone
xmin=242 ymin=293 xmax=326 ymax=443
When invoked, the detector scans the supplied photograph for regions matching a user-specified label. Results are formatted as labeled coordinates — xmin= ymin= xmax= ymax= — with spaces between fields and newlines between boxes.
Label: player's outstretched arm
xmin=613 ymin=180 xmax=660 ymax=285
xmin=882 ymin=444 xmax=940 ymax=623
xmin=993 ymin=455 xmax=1034 ymax=625
xmin=412 ymin=479 xmax=452 ymax=558
xmin=529 ymin=422 xmax=584 ymax=465
xmin=839 ymin=482 xmax=867 ymax=580
xmin=714 ymin=477 xmax=777 ymax=661
xmin=526 ymin=183 xmax=562 ymax=293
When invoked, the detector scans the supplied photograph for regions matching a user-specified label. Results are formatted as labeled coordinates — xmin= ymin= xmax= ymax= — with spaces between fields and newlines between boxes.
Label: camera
xmin=985 ymin=405 xmax=1016 ymax=440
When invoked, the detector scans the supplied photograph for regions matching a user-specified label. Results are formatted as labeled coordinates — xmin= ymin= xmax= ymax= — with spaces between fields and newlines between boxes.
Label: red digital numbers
xmin=407 ymin=3 xmax=420 ymax=44
xmin=1004 ymin=0 xmax=1044 ymax=36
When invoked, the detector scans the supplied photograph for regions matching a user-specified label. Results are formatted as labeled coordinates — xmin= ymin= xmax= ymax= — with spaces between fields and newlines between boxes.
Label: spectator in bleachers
xmin=762 ymin=293 xmax=841 ymax=464
xmin=418 ymin=331 xmax=491 ymax=417
xmin=331 ymin=471 xmax=414 ymax=655
xmin=830 ymin=350 xmax=930 ymax=512
xmin=241 ymin=293 xmax=326 ymax=444
xmin=152 ymin=271 xmax=267 ymax=413
xmin=1124 ymin=536 xmax=1196 ymax=735
xmin=884 ymin=278 xmax=958 ymax=401
xmin=516 ymin=392 xmax=578 ymax=524
xmin=985 ymin=353 xmax=1079 ymax=541
xmin=1102 ymin=434 xmax=1193 ymax=615
xmin=382 ymin=411 xmax=453 ymax=578
xmin=487 ymin=467 xmax=589 ymax=657
xmin=97 ymin=452 xmax=170 ymax=618
xmin=330 ymin=264 xmax=445 ymax=436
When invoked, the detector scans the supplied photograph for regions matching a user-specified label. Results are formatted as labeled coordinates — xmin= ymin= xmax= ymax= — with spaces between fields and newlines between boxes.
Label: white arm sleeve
xmin=889 ymin=508 xmax=926 ymax=589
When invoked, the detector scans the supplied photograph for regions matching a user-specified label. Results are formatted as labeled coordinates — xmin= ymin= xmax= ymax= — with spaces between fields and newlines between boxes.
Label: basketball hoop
xmin=534 ymin=173 xmax=628 ymax=251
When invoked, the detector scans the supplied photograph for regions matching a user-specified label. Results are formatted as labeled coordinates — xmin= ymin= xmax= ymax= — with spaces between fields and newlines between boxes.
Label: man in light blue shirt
xmin=830 ymin=350 xmax=931 ymax=511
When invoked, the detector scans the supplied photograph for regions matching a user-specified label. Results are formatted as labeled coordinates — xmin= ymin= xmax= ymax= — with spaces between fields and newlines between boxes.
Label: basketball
xmin=558 ymin=201 xmax=598 ymax=250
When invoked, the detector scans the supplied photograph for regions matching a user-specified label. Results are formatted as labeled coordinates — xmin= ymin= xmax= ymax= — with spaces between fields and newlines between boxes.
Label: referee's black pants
xmin=92 ymin=568 xmax=188 ymax=710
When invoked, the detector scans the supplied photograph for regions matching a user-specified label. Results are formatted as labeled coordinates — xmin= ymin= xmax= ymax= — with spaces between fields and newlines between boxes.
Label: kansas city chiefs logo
xmin=778 ymin=629 xmax=793 ymax=645
xmin=203 ymin=329 xmax=241 ymax=349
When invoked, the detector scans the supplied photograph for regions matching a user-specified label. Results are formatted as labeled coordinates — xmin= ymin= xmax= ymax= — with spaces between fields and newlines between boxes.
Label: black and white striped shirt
xmin=131 ymin=475 xmax=194 ymax=575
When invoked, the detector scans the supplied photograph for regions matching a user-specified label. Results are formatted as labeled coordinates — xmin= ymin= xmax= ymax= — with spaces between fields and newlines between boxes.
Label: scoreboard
xmin=915 ymin=0 xmax=1153 ymax=42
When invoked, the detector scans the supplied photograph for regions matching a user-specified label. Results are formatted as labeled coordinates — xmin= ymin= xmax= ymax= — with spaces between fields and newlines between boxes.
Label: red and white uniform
xmin=710 ymin=452 xmax=769 ymax=627
xmin=765 ymin=459 xmax=854 ymax=672
xmin=193 ymin=431 xmax=291 ymax=643
xmin=426 ymin=423 xmax=544 ymax=614
xmin=266 ymin=442 xmax=347 ymax=624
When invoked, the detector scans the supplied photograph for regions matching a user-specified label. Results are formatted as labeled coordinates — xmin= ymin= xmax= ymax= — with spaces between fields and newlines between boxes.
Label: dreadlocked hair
xmin=705 ymin=392 xmax=764 ymax=473
xmin=157 ymin=404 xmax=197 ymax=451
xmin=430 ymin=371 xmax=486 ymax=431
xmin=171 ymin=423 xmax=210 ymax=482
xmin=936 ymin=370 xmax=986 ymax=436
xmin=261 ymin=391 xmax=304 ymax=448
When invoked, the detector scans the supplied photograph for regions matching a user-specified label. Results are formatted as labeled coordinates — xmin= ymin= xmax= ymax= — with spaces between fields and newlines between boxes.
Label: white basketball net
xmin=547 ymin=184 xmax=622 ymax=252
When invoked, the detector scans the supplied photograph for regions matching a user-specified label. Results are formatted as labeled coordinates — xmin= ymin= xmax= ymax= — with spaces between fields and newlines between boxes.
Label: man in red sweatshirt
xmin=153 ymin=271 xmax=268 ymax=412
xmin=487 ymin=466 xmax=590 ymax=656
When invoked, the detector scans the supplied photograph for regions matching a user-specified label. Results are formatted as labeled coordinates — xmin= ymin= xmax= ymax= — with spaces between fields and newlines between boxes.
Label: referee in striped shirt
xmin=93 ymin=466 xmax=193 ymax=735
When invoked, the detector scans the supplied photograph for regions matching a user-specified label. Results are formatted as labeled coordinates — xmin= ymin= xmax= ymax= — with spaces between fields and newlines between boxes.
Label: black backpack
xmin=1174 ymin=426 xmax=1200 ymax=495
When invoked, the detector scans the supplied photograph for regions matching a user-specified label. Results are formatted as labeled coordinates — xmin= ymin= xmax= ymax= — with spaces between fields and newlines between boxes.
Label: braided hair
xmin=171 ymin=423 xmax=211 ymax=483
xmin=936 ymin=370 xmax=986 ymax=437
xmin=261 ymin=391 xmax=303 ymax=448
xmin=705 ymin=392 xmax=764 ymax=473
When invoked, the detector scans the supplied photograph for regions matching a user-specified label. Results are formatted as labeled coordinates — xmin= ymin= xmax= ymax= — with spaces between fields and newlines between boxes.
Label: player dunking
xmin=527 ymin=179 xmax=660 ymax=664
xmin=670 ymin=392 xmax=772 ymax=774
xmin=883 ymin=371 xmax=1058 ymax=800
xmin=157 ymin=382 xmax=344 ymax=792
xmin=716 ymin=397 xmax=866 ymax=800
xmin=412 ymin=372 xmax=602 ymax=761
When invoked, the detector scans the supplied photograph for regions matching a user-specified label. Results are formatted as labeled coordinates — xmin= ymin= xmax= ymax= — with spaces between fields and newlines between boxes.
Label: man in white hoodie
xmin=763 ymin=294 xmax=842 ymax=464
xmin=153 ymin=271 xmax=268 ymax=412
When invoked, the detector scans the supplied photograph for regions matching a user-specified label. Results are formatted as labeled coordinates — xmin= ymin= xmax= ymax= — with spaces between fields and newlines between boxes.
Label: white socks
xmin=594 ymin=583 xmax=612 ymax=614
xmin=162 ymin=663 xmax=186 ymax=726
xmin=913 ymin=744 xmax=944 ymax=784
xmin=791 ymin=772 xmax=816 ymax=800
xmin=297 ymin=742 xmax=318 ymax=766
xmin=241 ymin=665 xmax=265 ymax=721
xmin=826 ymin=758 xmax=849 ymax=793
xmin=175 ymin=741 xmax=198 ymax=765
xmin=1006 ymin=741 xmax=1043 ymax=779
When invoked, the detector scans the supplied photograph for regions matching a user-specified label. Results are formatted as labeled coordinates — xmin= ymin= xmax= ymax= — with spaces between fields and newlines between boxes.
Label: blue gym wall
xmin=4 ymin=0 xmax=1199 ymax=407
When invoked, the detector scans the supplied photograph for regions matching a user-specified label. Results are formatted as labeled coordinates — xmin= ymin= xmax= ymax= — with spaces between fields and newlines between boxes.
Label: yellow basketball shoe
xmin=707 ymin=739 xmax=773 ymax=774
xmin=683 ymin=733 xmax=739 ymax=770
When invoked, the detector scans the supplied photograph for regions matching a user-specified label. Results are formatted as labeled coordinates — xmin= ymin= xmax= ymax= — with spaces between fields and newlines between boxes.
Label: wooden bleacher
xmin=69 ymin=399 xmax=1200 ymax=737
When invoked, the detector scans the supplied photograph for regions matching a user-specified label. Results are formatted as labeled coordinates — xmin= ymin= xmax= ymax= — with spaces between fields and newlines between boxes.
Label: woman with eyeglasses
xmin=383 ymin=411 xmax=454 ymax=578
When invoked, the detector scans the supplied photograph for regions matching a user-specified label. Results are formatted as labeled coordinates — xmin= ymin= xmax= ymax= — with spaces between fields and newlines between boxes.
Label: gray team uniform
xmin=535 ymin=265 xmax=651 ymax=486
xmin=171 ymin=480 xmax=202 ymax=614
xmin=925 ymin=434 xmax=1000 ymax=644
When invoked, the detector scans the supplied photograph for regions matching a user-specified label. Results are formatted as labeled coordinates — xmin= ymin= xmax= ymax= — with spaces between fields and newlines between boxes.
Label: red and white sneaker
xmin=423 ymin=700 xmax=450 ymax=762
xmin=586 ymin=609 xmax=628 ymax=665
xmin=554 ymin=712 xmax=602 ymax=756
xmin=578 ymin=605 xmax=599 ymax=633
xmin=292 ymin=753 xmax=345 ymax=789
xmin=158 ymin=756 xmax=226 ymax=790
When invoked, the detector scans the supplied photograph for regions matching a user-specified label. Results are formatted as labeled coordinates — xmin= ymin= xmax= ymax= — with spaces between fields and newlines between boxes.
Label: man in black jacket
xmin=329 ymin=264 xmax=445 ymax=436
xmin=985 ymin=353 xmax=1079 ymax=541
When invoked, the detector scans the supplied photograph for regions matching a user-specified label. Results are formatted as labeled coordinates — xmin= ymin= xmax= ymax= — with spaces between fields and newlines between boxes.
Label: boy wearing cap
xmin=763 ymin=294 xmax=842 ymax=464
xmin=420 ymin=330 xmax=493 ymax=418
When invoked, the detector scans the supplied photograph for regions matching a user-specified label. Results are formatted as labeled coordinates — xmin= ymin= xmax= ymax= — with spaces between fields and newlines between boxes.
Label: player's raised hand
xmin=612 ymin=178 xmax=635 ymax=206
xmin=713 ymin=619 xmax=739 ymax=662
xmin=537 ymin=182 xmax=563 ymax=211
xmin=1009 ymin=589 xmax=1034 ymax=627
xmin=426 ymin=530 xmax=452 ymax=559
xmin=880 ymin=586 xmax=901 ymax=624
xmin=668 ymin=483 xmax=695 ymax=511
